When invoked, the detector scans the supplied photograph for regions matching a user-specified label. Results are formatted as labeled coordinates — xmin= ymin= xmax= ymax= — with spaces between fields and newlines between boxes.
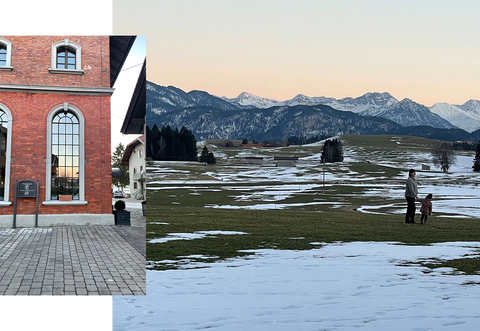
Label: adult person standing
xmin=405 ymin=169 xmax=418 ymax=224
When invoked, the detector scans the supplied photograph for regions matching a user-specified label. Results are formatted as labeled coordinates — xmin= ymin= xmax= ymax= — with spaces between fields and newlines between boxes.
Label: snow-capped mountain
xmin=149 ymin=104 xmax=404 ymax=141
xmin=147 ymin=82 xmax=480 ymax=134
xmin=147 ymin=82 xmax=240 ymax=116
xmin=455 ymin=99 xmax=480 ymax=118
xmin=221 ymin=91 xmax=455 ymax=129
xmin=430 ymin=102 xmax=480 ymax=133
xmin=284 ymin=94 xmax=337 ymax=108
xmin=341 ymin=92 xmax=399 ymax=115
xmin=377 ymin=98 xmax=456 ymax=129
xmin=223 ymin=91 xmax=399 ymax=115
xmin=221 ymin=92 xmax=284 ymax=108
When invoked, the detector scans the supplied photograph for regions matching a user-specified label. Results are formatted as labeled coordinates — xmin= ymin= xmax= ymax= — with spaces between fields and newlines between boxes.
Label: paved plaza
xmin=0 ymin=225 xmax=146 ymax=295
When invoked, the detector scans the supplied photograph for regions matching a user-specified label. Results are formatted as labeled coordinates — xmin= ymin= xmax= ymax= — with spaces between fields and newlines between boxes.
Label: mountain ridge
xmin=146 ymin=81 xmax=480 ymax=141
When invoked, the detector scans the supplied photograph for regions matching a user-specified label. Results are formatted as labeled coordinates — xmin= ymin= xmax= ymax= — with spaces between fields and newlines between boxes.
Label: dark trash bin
xmin=113 ymin=210 xmax=131 ymax=225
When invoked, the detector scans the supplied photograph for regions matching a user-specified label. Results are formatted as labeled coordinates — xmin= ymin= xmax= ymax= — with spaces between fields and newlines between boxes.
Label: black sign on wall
xmin=13 ymin=179 xmax=40 ymax=229
xmin=18 ymin=180 xmax=36 ymax=198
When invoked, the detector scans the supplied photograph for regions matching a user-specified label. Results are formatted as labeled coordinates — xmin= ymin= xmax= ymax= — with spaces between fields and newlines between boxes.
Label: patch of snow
xmin=114 ymin=242 xmax=480 ymax=331
xmin=148 ymin=231 xmax=248 ymax=243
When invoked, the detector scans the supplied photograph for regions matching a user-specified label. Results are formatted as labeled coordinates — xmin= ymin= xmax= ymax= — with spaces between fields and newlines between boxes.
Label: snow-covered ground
xmin=147 ymin=151 xmax=480 ymax=217
xmin=114 ymin=242 xmax=480 ymax=331
xmin=123 ymin=143 xmax=480 ymax=330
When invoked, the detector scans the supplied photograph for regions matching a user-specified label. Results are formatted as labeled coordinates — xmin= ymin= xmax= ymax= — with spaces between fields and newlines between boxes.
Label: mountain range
xmin=222 ymin=90 xmax=480 ymax=132
xmin=147 ymin=81 xmax=480 ymax=142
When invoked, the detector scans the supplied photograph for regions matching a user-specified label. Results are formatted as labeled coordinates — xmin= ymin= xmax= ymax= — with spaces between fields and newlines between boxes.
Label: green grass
xmin=146 ymin=134 xmax=480 ymax=274
xmin=341 ymin=135 xmax=441 ymax=151
xmin=147 ymin=205 xmax=480 ymax=272
xmin=148 ymin=185 xmax=398 ymax=212
xmin=422 ymin=257 xmax=480 ymax=275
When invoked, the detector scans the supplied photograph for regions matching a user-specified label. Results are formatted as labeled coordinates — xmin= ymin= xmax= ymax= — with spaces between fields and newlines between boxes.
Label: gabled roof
xmin=120 ymin=135 xmax=145 ymax=166
xmin=109 ymin=36 xmax=136 ymax=88
xmin=121 ymin=59 xmax=146 ymax=135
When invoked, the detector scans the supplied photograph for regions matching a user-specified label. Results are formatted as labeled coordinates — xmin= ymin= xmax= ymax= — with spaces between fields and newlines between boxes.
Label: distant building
xmin=121 ymin=136 xmax=145 ymax=200
xmin=421 ymin=164 xmax=430 ymax=171
xmin=274 ymin=156 xmax=298 ymax=167
xmin=245 ymin=157 xmax=263 ymax=165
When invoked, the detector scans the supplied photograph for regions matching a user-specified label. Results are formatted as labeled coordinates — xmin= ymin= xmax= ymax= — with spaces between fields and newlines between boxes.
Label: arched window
xmin=0 ymin=104 xmax=12 ymax=204
xmin=0 ymin=37 xmax=13 ymax=71
xmin=51 ymin=111 xmax=80 ymax=200
xmin=0 ymin=45 xmax=7 ymax=66
xmin=49 ymin=39 xmax=83 ymax=74
xmin=44 ymin=103 xmax=86 ymax=205
xmin=56 ymin=46 xmax=76 ymax=70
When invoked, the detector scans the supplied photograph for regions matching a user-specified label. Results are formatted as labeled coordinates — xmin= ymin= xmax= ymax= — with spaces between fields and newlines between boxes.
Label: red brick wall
xmin=0 ymin=36 xmax=111 ymax=216
xmin=0 ymin=36 xmax=110 ymax=88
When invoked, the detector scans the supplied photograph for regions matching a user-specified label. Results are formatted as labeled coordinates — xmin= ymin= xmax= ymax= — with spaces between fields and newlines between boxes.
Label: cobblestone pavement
xmin=0 ymin=225 xmax=146 ymax=296
xmin=112 ymin=198 xmax=146 ymax=257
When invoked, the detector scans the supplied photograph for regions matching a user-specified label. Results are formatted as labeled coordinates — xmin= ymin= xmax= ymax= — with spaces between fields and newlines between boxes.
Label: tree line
xmin=146 ymin=125 xmax=198 ymax=161
xmin=452 ymin=141 xmax=478 ymax=151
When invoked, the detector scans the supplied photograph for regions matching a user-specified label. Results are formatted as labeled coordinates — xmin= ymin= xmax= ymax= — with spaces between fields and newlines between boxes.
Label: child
xmin=419 ymin=194 xmax=433 ymax=224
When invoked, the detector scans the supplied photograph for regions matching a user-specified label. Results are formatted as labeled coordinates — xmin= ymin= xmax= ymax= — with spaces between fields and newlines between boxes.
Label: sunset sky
xmin=114 ymin=0 xmax=480 ymax=106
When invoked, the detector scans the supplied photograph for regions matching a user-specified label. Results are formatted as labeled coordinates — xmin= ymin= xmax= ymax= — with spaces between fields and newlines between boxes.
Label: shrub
xmin=114 ymin=200 xmax=126 ymax=211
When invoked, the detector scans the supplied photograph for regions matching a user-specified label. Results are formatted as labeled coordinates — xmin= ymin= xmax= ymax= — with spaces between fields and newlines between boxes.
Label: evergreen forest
xmin=146 ymin=125 xmax=198 ymax=161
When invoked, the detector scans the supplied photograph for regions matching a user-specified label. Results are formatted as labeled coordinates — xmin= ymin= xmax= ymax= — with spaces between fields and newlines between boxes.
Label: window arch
xmin=0 ymin=104 xmax=12 ymax=204
xmin=0 ymin=45 xmax=6 ymax=66
xmin=0 ymin=37 xmax=13 ymax=71
xmin=56 ymin=46 xmax=76 ymax=70
xmin=51 ymin=111 xmax=80 ymax=200
xmin=44 ymin=103 xmax=86 ymax=204
xmin=49 ymin=39 xmax=83 ymax=74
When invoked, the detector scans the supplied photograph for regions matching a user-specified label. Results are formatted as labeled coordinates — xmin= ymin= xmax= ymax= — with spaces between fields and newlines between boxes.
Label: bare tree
xmin=431 ymin=142 xmax=457 ymax=172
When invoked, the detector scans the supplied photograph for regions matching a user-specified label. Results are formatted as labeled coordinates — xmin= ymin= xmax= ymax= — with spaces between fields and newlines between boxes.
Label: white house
xmin=121 ymin=136 xmax=145 ymax=200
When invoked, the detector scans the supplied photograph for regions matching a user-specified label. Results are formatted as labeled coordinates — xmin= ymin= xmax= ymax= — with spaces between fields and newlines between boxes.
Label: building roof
xmin=120 ymin=135 xmax=145 ymax=166
xmin=274 ymin=156 xmax=298 ymax=160
xmin=121 ymin=59 xmax=146 ymax=135
xmin=109 ymin=36 xmax=136 ymax=88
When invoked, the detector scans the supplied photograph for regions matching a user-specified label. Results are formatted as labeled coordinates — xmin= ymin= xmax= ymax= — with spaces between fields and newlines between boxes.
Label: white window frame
xmin=43 ymin=103 xmax=87 ymax=205
xmin=49 ymin=39 xmax=84 ymax=75
xmin=0 ymin=103 xmax=12 ymax=205
xmin=0 ymin=37 xmax=13 ymax=71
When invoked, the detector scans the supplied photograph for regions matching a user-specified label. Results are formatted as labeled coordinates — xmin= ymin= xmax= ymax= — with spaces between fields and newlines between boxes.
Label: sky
xmin=114 ymin=0 xmax=480 ymax=106
xmin=111 ymin=36 xmax=146 ymax=152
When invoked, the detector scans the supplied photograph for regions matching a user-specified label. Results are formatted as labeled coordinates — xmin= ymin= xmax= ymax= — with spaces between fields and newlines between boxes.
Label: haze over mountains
xmin=147 ymin=81 xmax=480 ymax=142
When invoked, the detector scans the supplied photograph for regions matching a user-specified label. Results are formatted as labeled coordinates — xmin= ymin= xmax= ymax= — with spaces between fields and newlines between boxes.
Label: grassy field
xmin=147 ymin=135 xmax=480 ymax=273
xmin=147 ymin=205 xmax=480 ymax=273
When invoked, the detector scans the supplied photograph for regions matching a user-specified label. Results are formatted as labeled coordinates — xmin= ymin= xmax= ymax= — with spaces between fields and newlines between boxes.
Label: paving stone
xmin=0 ymin=226 xmax=145 ymax=296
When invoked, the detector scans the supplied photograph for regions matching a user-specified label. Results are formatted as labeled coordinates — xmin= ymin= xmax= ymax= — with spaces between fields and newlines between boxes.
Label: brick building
xmin=0 ymin=36 xmax=135 ymax=227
